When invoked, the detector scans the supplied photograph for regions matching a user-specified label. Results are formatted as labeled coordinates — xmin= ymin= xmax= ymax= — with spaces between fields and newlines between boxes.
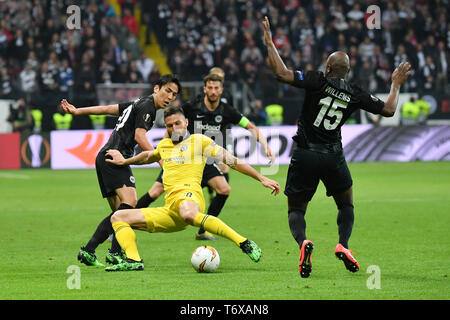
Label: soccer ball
xmin=191 ymin=245 xmax=220 ymax=273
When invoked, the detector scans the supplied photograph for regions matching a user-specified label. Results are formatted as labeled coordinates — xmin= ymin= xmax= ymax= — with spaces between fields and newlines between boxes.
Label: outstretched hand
xmin=392 ymin=62 xmax=412 ymax=87
xmin=262 ymin=16 xmax=273 ymax=46
xmin=261 ymin=176 xmax=280 ymax=195
xmin=60 ymin=99 xmax=78 ymax=115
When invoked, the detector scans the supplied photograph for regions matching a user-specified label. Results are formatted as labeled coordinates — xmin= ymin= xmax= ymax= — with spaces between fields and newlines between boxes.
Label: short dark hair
xmin=203 ymin=73 xmax=224 ymax=86
xmin=163 ymin=105 xmax=185 ymax=119
xmin=155 ymin=74 xmax=182 ymax=93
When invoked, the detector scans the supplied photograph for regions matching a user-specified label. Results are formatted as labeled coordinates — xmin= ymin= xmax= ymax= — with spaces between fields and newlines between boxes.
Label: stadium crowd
xmin=149 ymin=0 xmax=449 ymax=96
xmin=1 ymin=0 xmax=449 ymax=130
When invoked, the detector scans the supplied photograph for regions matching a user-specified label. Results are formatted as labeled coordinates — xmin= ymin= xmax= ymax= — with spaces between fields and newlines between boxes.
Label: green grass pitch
xmin=0 ymin=162 xmax=449 ymax=300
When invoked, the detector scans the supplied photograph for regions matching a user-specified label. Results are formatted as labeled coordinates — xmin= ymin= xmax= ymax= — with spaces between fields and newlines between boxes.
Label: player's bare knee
xmin=179 ymin=202 xmax=198 ymax=224
xmin=287 ymin=197 xmax=308 ymax=212
xmin=149 ymin=183 xmax=164 ymax=198
xmin=215 ymin=183 xmax=231 ymax=195
xmin=110 ymin=210 xmax=125 ymax=223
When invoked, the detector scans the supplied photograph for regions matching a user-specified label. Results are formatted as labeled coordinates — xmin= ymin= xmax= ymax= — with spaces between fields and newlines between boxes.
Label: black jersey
xmin=292 ymin=70 xmax=385 ymax=145
xmin=100 ymin=95 xmax=156 ymax=158
xmin=182 ymin=94 xmax=243 ymax=147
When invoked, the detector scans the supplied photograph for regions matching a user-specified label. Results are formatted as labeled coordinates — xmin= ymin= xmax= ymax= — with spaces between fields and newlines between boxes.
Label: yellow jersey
xmin=153 ymin=134 xmax=221 ymax=198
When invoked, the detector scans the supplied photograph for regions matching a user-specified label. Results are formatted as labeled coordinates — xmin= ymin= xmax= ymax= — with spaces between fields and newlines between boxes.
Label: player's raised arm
xmin=105 ymin=149 xmax=161 ymax=166
xmin=262 ymin=16 xmax=295 ymax=84
xmin=380 ymin=62 xmax=412 ymax=117
xmin=60 ymin=99 xmax=120 ymax=116
xmin=209 ymin=145 xmax=280 ymax=195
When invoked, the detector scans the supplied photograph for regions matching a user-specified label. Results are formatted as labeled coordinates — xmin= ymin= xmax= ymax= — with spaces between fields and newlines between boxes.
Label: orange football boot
xmin=299 ymin=240 xmax=314 ymax=278
xmin=335 ymin=243 xmax=360 ymax=272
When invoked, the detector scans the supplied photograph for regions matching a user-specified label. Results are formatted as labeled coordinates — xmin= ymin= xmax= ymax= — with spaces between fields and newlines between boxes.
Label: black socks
xmin=288 ymin=209 xmax=307 ymax=248
xmin=84 ymin=203 xmax=134 ymax=253
xmin=336 ymin=204 xmax=354 ymax=249
xmin=136 ymin=193 xmax=155 ymax=209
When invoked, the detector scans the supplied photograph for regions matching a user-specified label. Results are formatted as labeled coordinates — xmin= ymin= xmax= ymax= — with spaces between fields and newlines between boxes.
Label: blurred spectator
xmin=7 ymin=97 xmax=33 ymax=133
xmin=19 ymin=62 xmax=37 ymax=98
xmin=136 ymin=52 xmax=155 ymax=83
xmin=58 ymin=59 xmax=74 ymax=98
xmin=122 ymin=8 xmax=138 ymax=36
xmin=358 ymin=36 xmax=375 ymax=61
xmin=99 ymin=60 xmax=114 ymax=84
xmin=436 ymin=41 xmax=449 ymax=92
xmin=148 ymin=64 xmax=161 ymax=85
xmin=38 ymin=62 xmax=58 ymax=95
xmin=0 ymin=67 xmax=14 ymax=99
xmin=240 ymin=40 xmax=264 ymax=66
xmin=420 ymin=55 xmax=437 ymax=92
xmin=248 ymin=99 xmax=268 ymax=126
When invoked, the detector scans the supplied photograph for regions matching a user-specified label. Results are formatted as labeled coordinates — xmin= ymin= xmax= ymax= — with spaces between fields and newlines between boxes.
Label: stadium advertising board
xmin=0 ymin=132 xmax=21 ymax=169
xmin=48 ymin=125 xmax=450 ymax=170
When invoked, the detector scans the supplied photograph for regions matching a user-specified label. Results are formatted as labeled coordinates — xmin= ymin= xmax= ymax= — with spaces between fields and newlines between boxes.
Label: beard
xmin=206 ymin=94 xmax=219 ymax=104
xmin=170 ymin=128 xmax=187 ymax=143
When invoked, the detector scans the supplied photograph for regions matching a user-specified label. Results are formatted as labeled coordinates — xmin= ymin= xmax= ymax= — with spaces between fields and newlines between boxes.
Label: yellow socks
xmin=193 ymin=213 xmax=246 ymax=246
xmin=112 ymin=221 xmax=141 ymax=261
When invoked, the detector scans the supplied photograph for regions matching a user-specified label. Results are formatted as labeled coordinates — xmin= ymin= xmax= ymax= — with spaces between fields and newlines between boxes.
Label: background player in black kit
xmin=136 ymin=73 xmax=274 ymax=240
xmin=60 ymin=74 xmax=181 ymax=266
xmin=263 ymin=16 xmax=411 ymax=278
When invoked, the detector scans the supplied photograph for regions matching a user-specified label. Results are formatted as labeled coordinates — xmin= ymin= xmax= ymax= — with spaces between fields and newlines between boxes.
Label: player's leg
xmin=78 ymin=157 xmax=136 ymax=266
xmin=105 ymin=209 xmax=147 ymax=271
xmin=136 ymin=170 xmax=165 ymax=208
xmin=284 ymin=147 xmax=319 ymax=277
xmin=219 ymin=162 xmax=230 ymax=183
xmin=322 ymin=153 xmax=359 ymax=272
xmin=333 ymin=187 xmax=354 ymax=249
xmin=179 ymin=200 xmax=262 ymax=262
xmin=197 ymin=164 xmax=230 ymax=240
xmin=104 ymin=185 xmax=138 ymax=262
xmin=332 ymin=187 xmax=359 ymax=272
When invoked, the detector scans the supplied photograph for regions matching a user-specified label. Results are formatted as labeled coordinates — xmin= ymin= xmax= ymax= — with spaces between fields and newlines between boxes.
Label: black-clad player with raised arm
xmin=263 ymin=16 xmax=411 ymax=278
xmin=61 ymin=74 xmax=181 ymax=266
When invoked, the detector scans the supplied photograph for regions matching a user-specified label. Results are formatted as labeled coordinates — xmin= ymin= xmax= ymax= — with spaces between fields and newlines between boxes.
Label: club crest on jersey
xmin=215 ymin=115 xmax=223 ymax=123
xmin=180 ymin=145 xmax=187 ymax=152
xmin=143 ymin=114 xmax=151 ymax=122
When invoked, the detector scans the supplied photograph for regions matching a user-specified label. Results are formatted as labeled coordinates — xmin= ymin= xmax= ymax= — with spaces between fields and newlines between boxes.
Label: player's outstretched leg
xmin=239 ymin=239 xmax=262 ymax=262
xmin=335 ymin=244 xmax=359 ymax=272
xmin=298 ymin=240 xmax=314 ymax=278
xmin=192 ymin=212 xmax=262 ymax=262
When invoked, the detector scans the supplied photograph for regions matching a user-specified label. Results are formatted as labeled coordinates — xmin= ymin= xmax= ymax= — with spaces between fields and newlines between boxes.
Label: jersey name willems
xmin=325 ymin=86 xmax=351 ymax=102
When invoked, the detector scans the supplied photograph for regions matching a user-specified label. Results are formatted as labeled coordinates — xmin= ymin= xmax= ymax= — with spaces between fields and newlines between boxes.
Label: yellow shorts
xmin=140 ymin=189 xmax=205 ymax=233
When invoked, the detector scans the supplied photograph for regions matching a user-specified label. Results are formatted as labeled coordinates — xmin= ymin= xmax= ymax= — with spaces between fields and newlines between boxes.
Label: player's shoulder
xmin=157 ymin=138 xmax=173 ymax=148
xmin=302 ymin=70 xmax=325 ymax=81
xmin=134 ymin=95 xmax=155 ymax=110
xmin=295 ymin=70 xmax=326 ymax=88
xmin=191 ymin=133 xmax=215 ymax=143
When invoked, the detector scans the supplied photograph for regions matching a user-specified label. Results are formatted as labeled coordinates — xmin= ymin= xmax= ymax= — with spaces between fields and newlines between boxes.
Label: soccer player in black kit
xmin=263 ymin=16 xmax=411 ymax=278
xmin=136 ymin=73 xmax=274 ymax=240
xmin=60 ymin=74 xmax=181 ymax=266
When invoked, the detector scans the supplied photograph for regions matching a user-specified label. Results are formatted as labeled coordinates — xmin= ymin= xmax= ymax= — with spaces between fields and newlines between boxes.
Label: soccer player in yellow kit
xmin=104 ymin=105 xmax=280 ymax=271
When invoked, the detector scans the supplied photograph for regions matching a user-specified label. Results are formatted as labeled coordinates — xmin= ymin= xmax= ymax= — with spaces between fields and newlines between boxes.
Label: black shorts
xmin=284 ymin=146 xmax=352 ymax=201
xmin=95 ymin=151 xmax=136 ymax=198
xmin=155 ymin=163 xmax=224 ymax=188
